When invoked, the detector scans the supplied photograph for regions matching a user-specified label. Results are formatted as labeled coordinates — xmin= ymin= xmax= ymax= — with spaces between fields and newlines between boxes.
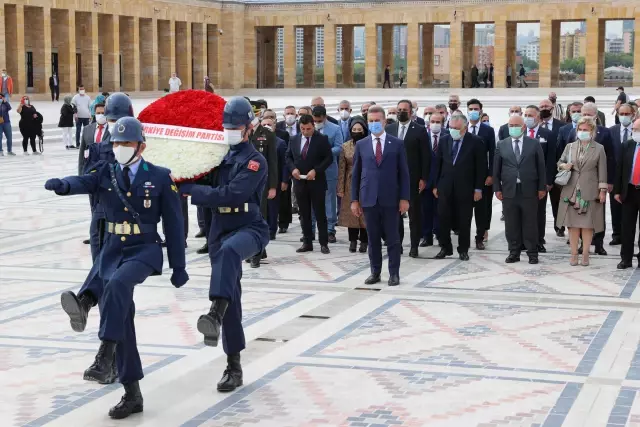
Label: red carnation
xmin=138 ymin=90 xmax=226 ymax=131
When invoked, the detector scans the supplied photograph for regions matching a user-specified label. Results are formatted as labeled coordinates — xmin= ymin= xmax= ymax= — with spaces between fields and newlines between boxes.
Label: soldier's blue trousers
xmin=98 ymin=260 xmax=154 ymax=385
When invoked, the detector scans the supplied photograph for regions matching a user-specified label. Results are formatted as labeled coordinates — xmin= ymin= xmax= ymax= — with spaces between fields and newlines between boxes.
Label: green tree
xmin=604 ymin=53 xmax=634 ymax=68
xmin=522 ymin=57 xmax=539 ymax=71
xmin=560 ymin=57 xmax=585 ymax=74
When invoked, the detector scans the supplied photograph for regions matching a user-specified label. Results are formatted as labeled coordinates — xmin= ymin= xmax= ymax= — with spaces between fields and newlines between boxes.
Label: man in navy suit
xmin=433 ymin=114 xmax=486 ymax=261
xmin=466 ymin=99 xmax=496 ymax=250
xmin=421 ymin=113 xmax=449 ymax=247
xmin=351 ymin=105 xmax=410 ymax=287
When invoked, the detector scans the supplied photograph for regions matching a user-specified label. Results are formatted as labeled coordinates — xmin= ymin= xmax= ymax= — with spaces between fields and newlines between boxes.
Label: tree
xmin=522 ymin=57 xmax=539 ymax=71
xmin=604 ymin=53 xmax=633 ymax=68
xmin=560 ymin=57 xmax=585 ymax=74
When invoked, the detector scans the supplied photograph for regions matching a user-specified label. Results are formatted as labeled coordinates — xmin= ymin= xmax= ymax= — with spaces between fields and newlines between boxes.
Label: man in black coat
xmin=49 ymin=72 xmax=60 ymax=102
xmin=385 ymin=99 xmax=430 ymax=257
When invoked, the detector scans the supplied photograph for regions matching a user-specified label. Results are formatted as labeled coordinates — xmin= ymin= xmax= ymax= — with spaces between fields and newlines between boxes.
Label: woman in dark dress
xmin=17 ymin=96 xmax=43 ymax=155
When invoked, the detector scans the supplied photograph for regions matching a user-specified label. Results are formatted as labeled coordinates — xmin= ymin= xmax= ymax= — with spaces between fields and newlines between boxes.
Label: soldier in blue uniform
xmin=179 ymin=97 xmax=269 ymax=392
xmin=45 ymin=117 xmax=188 ymax=419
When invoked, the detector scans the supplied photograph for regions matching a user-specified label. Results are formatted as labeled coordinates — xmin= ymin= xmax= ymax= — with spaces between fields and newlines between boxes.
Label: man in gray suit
xmin=77 ymin=103 xmax=110 ymax=175
xmin=493 ymin=114 xmax=547 ymax=264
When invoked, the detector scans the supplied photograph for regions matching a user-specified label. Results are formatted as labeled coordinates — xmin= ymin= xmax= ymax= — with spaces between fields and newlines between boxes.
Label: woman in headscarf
xmin=204 ymin=76 xmax=215 ymax=93
xmin=59 ymin=95 xmax=75 ymax=149
xmin=337 ymin=116 xmax=369 ymax=253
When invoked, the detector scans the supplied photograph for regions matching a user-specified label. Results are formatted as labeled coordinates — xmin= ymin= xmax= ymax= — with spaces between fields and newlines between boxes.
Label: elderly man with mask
xmin=423 ymin=106 xmax=436 ymax=130
xmin=338 ymin=100 xmax=353 ymax=140
xmin=411 ymin=101 xmax=425 ymax=126
xmin=421 ymin=113 xmax=449 ymax=247
xmin=386 ymin=106 xmax=398 ymax=125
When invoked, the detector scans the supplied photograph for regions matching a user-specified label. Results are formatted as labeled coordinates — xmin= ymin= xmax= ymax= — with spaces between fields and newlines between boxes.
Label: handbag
xmin=554 ymin=144 xmax=572 ymax=186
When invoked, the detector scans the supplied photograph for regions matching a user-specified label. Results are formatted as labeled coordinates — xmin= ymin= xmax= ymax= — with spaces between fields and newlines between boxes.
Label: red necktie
xmin=96 ymin=125 xmax=104 ymax=143
xmin=529 ymin=129 xmax=535 ymax=138
xmin=375 ymin=137 xmax=382 ymax=165
xmin=632 ymin=147 xmax=640 ymax=185
xmin=302 ymin=137 xmax=310 ymax=160
xmin=433 ymin=134 xmax=438 ymax=152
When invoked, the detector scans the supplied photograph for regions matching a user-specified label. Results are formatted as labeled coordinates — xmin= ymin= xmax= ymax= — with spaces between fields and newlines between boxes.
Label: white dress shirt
xmin=300 ymin=134 xmax=312 ymax=153
xmin=286 ymin=124 xmax=297 ymax=137
xmin=467 ymin=122 xmax=480 ymax=135
xmin=542 ymin=120 xmax=553 ymax=131
xmin=372 ymin=131 xmax=386 ymax=155
xmin=397 ymin=122 xmax=410 ymax=140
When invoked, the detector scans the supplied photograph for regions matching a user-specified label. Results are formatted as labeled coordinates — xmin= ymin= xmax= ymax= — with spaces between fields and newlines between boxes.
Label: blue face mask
xmin=368 ymin=121 xmax=383 ymax=134
xmin=468 ymin=110 xmax=480 ymax=122
xmin=449 ymin=129 xmax=462 ymax=140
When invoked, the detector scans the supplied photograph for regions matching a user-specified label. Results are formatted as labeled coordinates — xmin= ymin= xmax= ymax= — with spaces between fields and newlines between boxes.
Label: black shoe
xmin=83 ymin=341 xmax=117 ymax=384
xmin=300 ymin=236 xmax=315 ymax=242
xmin=195 ymin=230 xmax=206 ymax=238
xmin=459 ymin=252 xmax=470 ymax=261
xmin=364 ymin=273 xmax=381 ymax=285
xmin=540 ymin=238 xmax=546 ymax=244
xmin=328 ymin=233 xmax=337 ymax=243
xmin=83 ymin=239 xmax=90 ymax=245
xmin=528 ymin=256 xmax=539 ymax=264
xmin=419 ymin=237 xmax=433 ymax=247
xmin=349 ymin=241 xmax=357 ymax=253
xmin=556 ymin=229 xmax=565 ymax=237
xmin=278 ymin=227 xmax=288 ymax=234
xmin=537 ymin=244 xmax=546 ymax=253
xmin=321 ymin=245 xmax=330 ymax=254
xmin=197 ymin=299 xmax=228 ymax=347
xmin=434 ymin=248 xmax=453 ymax=259
xmin=388 ymin=274 xmax=400 ymax=286
xmin=250 ymin=255 xmax=260 ymax=268
xmin=296 ymin=243 xmax=313 ymax=253
xmin=269 ymin=233 xmax=276 ymax=240
xmin=108 ymin=382 xmax=143 ymax=419
xmin=505 ymin=254 xmax=520 ymax=263
xmin=475 ymin=241 xmax=485 ymax=250
xmin=409 ymin=247 xmax=419 ymax=258
xmin=618 ymin=261 xmax=633 ymax=269
xmin=610 ymin=237 xmax=622 ymax=246
xmin=196 ymin=242 xmax=209 ymax=254
xmin=594 ymin=246 xmax=608 ymax=256
xmin=61 ymin=291 xmax=94 ymax=333
xmin=359 ymin=242 xmax=368 ymax=253
xmin=217 ymin=354 xmax=243 ymax=392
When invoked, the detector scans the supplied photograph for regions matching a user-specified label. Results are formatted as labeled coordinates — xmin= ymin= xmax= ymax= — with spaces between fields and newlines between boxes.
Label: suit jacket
xmin=78 ymin=122 xmax=110 ymax=175
xmin=275 ymin=128 xmax=290 ymax=145
xmin=493 ymin=136 xmax=546 ymax=198
xmin=276 ymin=137 xmax=289 ymax=184
xmin=351 ymin=134 xmax=410 ymax=208
xmin=276 ymin=120 xmax=300 ymax=136
xmin=319 ymin=120 xmax=344 ymax=181
xmin=434 ymin=132 xmax=486 ymax=199
xmin=385 ymin=121 xmax=430 ymax=191
xmin=326 ymin=116 xmax=339 ymax=125
xmin=614 ymin=139 xmax=640 ymax=200
xmin=285 ymin=131 xmax=333 ymax=191
xmin=338 ymin=118 xmax=353 ymax=141
xmin=426 ymin=129 xmax=449 ymax=188
xmin=526 ymin=126 xmax=556 ymax=186
xmin=557 ymin=124 xmax=614 ymax=184
xmin=469 ymin=122 xmax=496 ymax=179
xmin=597 ymin=110 xmax=606 ymax=127
xmin=49 ymin=76 xmax=59 ymax=89
xmin=498 ymin=123 xmax=510 ymax=141
xmin=414 ymin=117 xmax=426 ymax=127
xmin=608 ymin=124 xmax=632 ymax=162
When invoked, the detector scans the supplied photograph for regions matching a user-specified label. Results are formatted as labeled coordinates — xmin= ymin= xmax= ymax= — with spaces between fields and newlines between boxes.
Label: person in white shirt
xmin=168 ymin=73 xmax=182 ymax=93
xmin=71 ymin=85 xmax=92 ymax=148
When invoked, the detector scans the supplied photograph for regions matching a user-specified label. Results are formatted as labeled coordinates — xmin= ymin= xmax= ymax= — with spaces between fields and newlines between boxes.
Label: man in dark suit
xmin=49 ymin=72 xmax=60 ymax=102
xmin=338 ymin=100 xmax=353 ymax=141
xmin=78 ymin=103 xmax=110 ymax=175
xmin=385 ymin=99 xmax=430 ymax=257
xmin=311 ymin=97 xmax=338 ymax=125
xmin=494 ymin=115 xmax=547 ymax=264
xmin=275 ymin=106 xmax=298 ymax=231
xmin=433 ymin=114 xmax=486 ymax=260
xmin=421 ymin=113 xmax=449 ymax=247
xmin=614 ymin=118 xmax=640 ymax=269
xmin=276 ymin=105 xmax=300 ymax=138
xmin=539 ymin=99 xmax=566 ymax=238
xmin=351 ymin=105 xmax=410 ymax=286
xmin=498 ymin=106 xmax=523 ymax=141
xmin=522 ymin=105 xmax=556 ymax=252
xmin=285 ymin=114 xmax=332 ymax=254
xmin=411 ymin=101 xmax=426 ymax=126
xmin=466 ymin=99 xmax=496 ymax=250
xmin=608 ymin=103 xmax=636 ymax=246
xmin=584 ymin=96 xmax=607 ymax=127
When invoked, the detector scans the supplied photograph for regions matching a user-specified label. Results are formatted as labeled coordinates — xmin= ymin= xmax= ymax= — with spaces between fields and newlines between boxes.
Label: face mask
xmin=113 ymin=145 xmax=138 ymax=166
xmin=387 ymin=114 xmax=397 ymax=122
xmin=339 ymin=110 xmax=350 ymax=120
xmin=524 ymin=117 xmax=536 ymax=129
xmin=430 ymin=123 xmax=442 ymax=134
xmin=482 ymin=121 xmax=491 ymax=127
xmin=1 ymin=73 xmax=6 ymax=77
xmin=263 ymin=125 xmax=274 ymax=132
xmin=224 ymin=129 xmax=244 ymax=146
xmin=571 ymin=113 xmax=581 ymax=123
xmin=468 ymin=111 xmax=480 ymax=121
xmin=285 ymin=114 xmax=296 ymax=125
xmin=314 ymin=122 xmax=325 ymax=131
xmin=577 ymin=131 xmax=591 ymax=141
xmin=549 ymin=97 xmax=557 ymax=103
xmin=79 ymin=90 xmax=85 ymax=95
xmin=449 ymin=129 xmax=462 ymax=140
xmin=24 ymin=100 xmax=30 ymax=105
xmin=0 ymin=99 xmax=4 ymax=104
xmin=633 ymin=132 xmax=640 ymax=143
xmin=539 ymin=109 xmax=552 ymax=119
xmin=351 ymin=132 xmax=365 ymax=142
xmin=620 ymin=116 xmax=633 ymax=127
xmin=96 ymin=114 xmax=107 ymax=125
xmin=368 ymin=121 xmax=383 ymax=134
xmin=509 ymin=127 xmax=524 ymax=138
xmin=449 ymin=103 xmax=459 ymax=111
xmin=398 ymin=111 xmax=410 ymax=123
xmin=424 ymin=114 xmax=432 ymax=122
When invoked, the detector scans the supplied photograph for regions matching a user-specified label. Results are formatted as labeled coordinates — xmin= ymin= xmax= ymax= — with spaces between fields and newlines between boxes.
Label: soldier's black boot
xmin=250 ymin=254 xmax=261 ymax=268
xmin=83 ymin=341 xmax=118 ymax=384
xmin=108 ymin=381 xmax=143 ymax=419
xmin=61 ymin=291 xmax=95 ymax=332
xmin=197 ymin=299 xmax=228 ymax=347
xmin=217 ymin=353 xmax=243 ymax=392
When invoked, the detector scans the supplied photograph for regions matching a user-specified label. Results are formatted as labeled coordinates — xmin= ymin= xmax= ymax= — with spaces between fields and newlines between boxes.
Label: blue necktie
xmin=451 ymin=140 xmax=460 ymax=162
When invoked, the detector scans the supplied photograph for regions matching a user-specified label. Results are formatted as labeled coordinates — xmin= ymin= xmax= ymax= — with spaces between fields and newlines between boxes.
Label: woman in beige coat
xmin=556 ymin=117 xmax=608 ymax=266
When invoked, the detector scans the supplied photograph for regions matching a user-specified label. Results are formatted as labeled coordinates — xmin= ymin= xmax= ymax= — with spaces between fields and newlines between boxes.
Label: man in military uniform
xmin=248 ymin=112 xmax=278 ymax=268
xmin=179 ymin=97 xmax=269 ymax=393
xmin=45 ymin=117 xmax=188 ymax=419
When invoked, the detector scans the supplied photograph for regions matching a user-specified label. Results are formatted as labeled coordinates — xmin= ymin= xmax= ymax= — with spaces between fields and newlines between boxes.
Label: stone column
xmin=192 ymin=23 xmax=206 ymax=91
xmin=244 ymin=21 xmax=257 ymax=88
xmin=381 ymin=24 xmax=393 ymax=84
xmin=207 ymin=24 xmax=220 ymax=87
xmin=494 ymin=20 xmax=516 ymax=89
xmin=120 ymin=16 xmax=139 ymax=92
xmin=42 ymin=7 xmax=52 ymax=94
xmin=341 ymin=25 xmax=354 ymax=87
xmin=634 ymin=15 xmax=640 ymax=87
xmin=175 ymin=21 xmax=189 ymax=89
xmin=219 ymin=4 xmax=245 ymax=89
xmin=25 ymin=7 xmax=47 ymax=93
xmin=52 ymin=9 xmax=76 ymax=93
xmin=303 ymin=27 xmax=315 ymax=87
xmin=539 ymin=19 xmax=560 ymax=88
xmin=157 ymin=20 xmax=172 ymax=90
xmin=449 ymin=20 xmax=462 ymax=88
xmin=5 ymin=5 xmax=26 ymax=94
xmin=99 ymin=14 xmax=120 ymax=92
xmin=139 ymin=18 xmax=157 ymax=91
xmin=365 ymin=23 xmax=377 ymax=89
xmin=585 ymin=17 xmax=605 ymax=87
xmin=324 ymin=23 xmax=336 ymax=88
xmin=283 ymin=25 xmax=296 ymax=88
xmin=406 ymin=23 xmax=419 ymax=88
xmin=421 ymin=24 xmax=434 ymax=87
xmin=462 ymin=22 xmax=474 ymax=88
xmin=77 ymin=12 xmax=99 ymax=92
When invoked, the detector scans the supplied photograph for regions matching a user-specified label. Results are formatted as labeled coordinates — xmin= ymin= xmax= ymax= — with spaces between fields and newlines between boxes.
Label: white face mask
xmin=113 ymin=145 xmax=138 ymax=166
xmin=224 ymin=129 xmax=244 ymax=146
xmin=285 ymin=114 xmax=296 ymax=125
xmin=339 ymin=109 xmax=350 ymax=120
xmin=79 ymin=90 xmax=85 ymax=95
xmin=25 ymin=100 xmax=30 ymax=105
xmin=314 ymin=122 xmax=325 ymax=131
xmin=387 ymin=114 xmax=397 ymax=122
xmin=96 ymin=114 xmax=107 ymax=125
xmin=633 ymin=132 xmax=640 ymax=143
xmin=430 ymin=123 xmax=442 ymax=134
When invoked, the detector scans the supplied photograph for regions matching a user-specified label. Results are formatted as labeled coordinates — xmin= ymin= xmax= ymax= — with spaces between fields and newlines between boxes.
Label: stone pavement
xmin=1 ymin=92 xmax=640 ymax=427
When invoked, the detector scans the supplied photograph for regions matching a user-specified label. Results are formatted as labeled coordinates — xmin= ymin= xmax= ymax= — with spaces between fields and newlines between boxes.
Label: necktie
xmin=542 ymin=122 xmax=548 ymax=129
xmin=433 ymin=134 xmax=438 ymax=152
xmin=633 ymin=146 xmax=640 ymax=185
xmin=302 ymin=137 xmax=310 ymax=160
xmin=375 ymin=138 xmax=382 ymax=165
xmin=122 ymin=166 xmax=131 ymax=189
xmin=529 ymin=129 xmax=535 ymax=138
xmin=96 ymin=125 xmax=104 ymax=142
xmin=400 ymin=125 xmax=406 ymax=140
xmin=472 ymin=125 xmax=477 ymax=135
xmin=451 ymin=140 xmax=460 ymax=162
xmin=287 ymin=126 xmax=293 ymax=136
xmin=624 ymin=127 xmax=629 ymax=142
xmin=514 ymin=140 xmax=521 ymax=162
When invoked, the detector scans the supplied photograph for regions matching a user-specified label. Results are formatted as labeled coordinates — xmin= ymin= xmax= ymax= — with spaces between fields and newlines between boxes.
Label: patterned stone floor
xmin=2 ymin=91 xmax=639 ymax=427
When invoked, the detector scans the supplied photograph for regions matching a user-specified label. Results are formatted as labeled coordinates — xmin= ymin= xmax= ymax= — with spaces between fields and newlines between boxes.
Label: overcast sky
xmin=517 ymin=21 xmax=625 ymax=37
